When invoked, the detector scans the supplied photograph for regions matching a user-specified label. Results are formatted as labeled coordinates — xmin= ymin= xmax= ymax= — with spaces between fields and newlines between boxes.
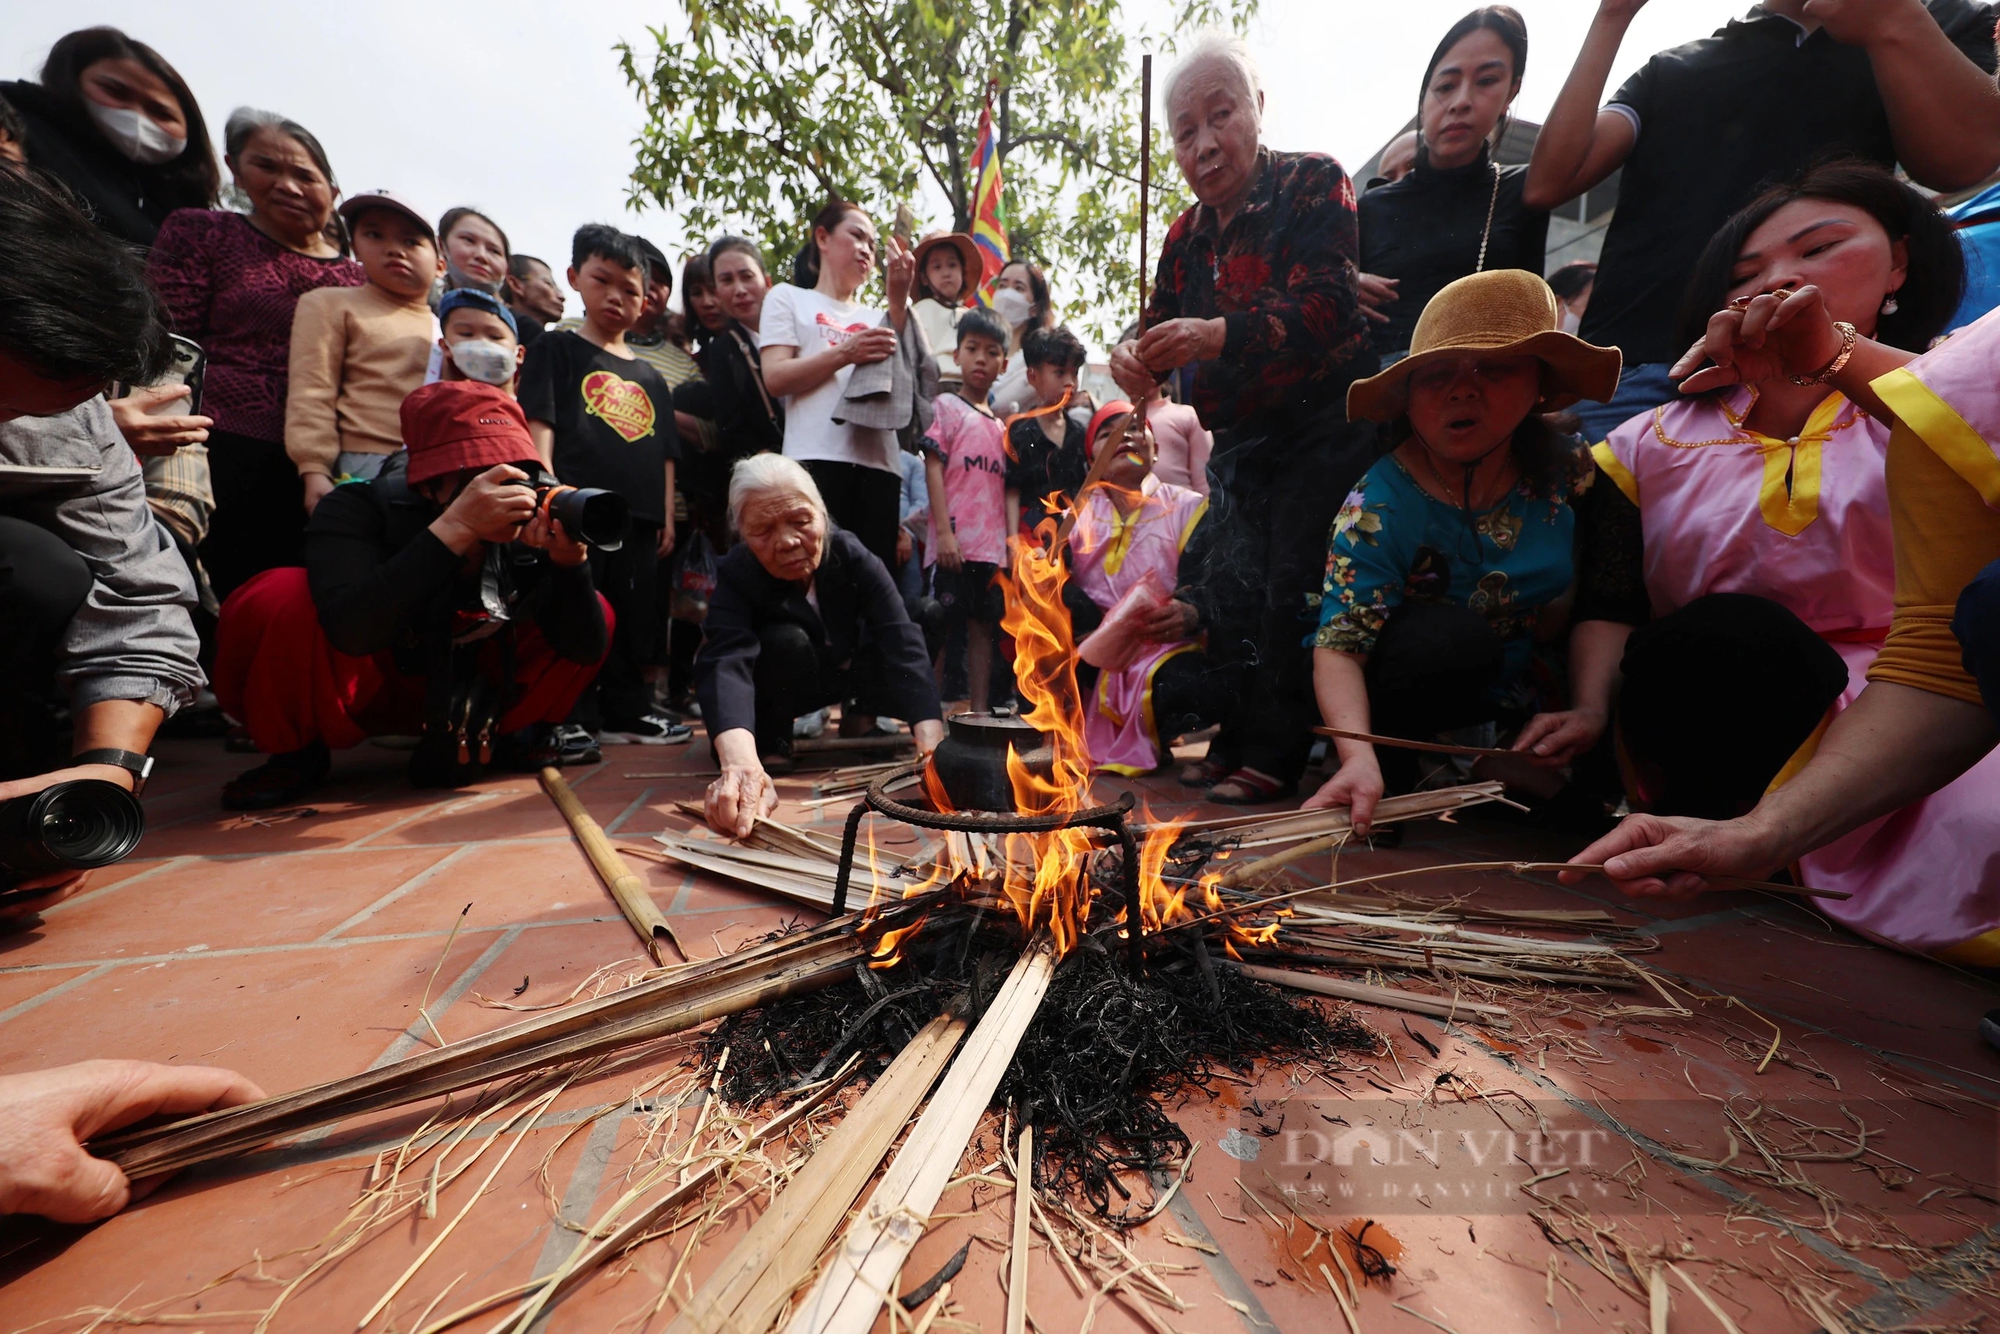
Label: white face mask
xmin=449 ymin=338 xmax=517 ymax=386
xmin=991 ymin=287 xmax=1033 ymax=328
xmin=1559 ymin=308 xmax=1582 ymax=335
xmin=85 ymin=101 xmax=186 ymax=166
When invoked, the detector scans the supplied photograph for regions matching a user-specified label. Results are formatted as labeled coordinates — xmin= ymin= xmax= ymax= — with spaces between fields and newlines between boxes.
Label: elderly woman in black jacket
xmin=697 ymin=454 xmax=943 ymax=836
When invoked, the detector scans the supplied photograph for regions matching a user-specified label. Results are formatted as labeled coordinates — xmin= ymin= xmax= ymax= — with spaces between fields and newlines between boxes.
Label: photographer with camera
xmin=214 ymin=379 xmax=613 ymax=809
xmin=0 ymin=169 xmax=202 ymax=915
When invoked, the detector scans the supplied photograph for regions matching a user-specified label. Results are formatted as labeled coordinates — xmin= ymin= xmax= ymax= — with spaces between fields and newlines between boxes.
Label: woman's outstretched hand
xmin=1512 ymin=707 xmax=1606 ymax=766
xmin=1301 ymin=753 xmax=1384 ymax=835
xmin=706 ymin=764 xmax=777 ymax=840
xmin=1670 ymin=284 xmax=1846 ymax=395
xmin=1564 ymin=812 xmax=1785 ymax=899
xmin=0 ymin=1060 xmax=264 ymax=1223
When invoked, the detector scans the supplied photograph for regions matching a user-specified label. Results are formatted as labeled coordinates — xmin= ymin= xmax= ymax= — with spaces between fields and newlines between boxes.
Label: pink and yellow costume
xmin=1069 ymin=476 xmax=1208 ymax=775
xmin=1596 ymin=387 xmax=2000 ymax=956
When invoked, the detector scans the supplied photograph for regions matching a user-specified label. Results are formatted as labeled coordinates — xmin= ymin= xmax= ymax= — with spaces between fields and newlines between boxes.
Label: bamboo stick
xmin=1314 ymin=726 xmax=1520 ymax=759
xmin=667 ymin=1014 xmax=969 ymax=1334
xmin=495 ymin=1055 xmax=865 ymax=1334
xmin=1235 ymin=962 xmax=1514 ymax=1029
xmin=1155 ymin=783 xmax=1507 ymax=845
xmin=783 ymin=939 xmax=1058 ymax=1334
xmin=540 ymin=767 xmax=682 ymax=964
xmin=96 ymin=908 xmax=916 ymax=1176
xmin=1007 ymin=1125 xmax=1033 ymax=1334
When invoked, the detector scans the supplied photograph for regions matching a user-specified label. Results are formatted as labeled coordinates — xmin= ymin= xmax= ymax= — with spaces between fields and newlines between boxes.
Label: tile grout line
xmin=1641 ymin=960 xmax=2000 ymax=1103
xmin=524 ymin=1109 xmax=633 ymax=1333
xmin=318 ymin=844 xmax=479 ymax=940
xmin=603 ymin=788 xmax=657 ymax=837
xmin=41 ymin=855 xmax=198 ymax=920
xmin=0 ymin=963 xmax=120 ymax=1029
xmin=1839 ymin=1222 xmax=2000 ymax=1328
xmin=1157 ymin=1174 xmax=1281 ymax=1334
xmin=366 ymin=923 xmax=527 ymax=1072
xmin=343 ymin=791 xmax=510 ymax=850
xmin=1438 ymin=1018 xmax=1896 ymax=1291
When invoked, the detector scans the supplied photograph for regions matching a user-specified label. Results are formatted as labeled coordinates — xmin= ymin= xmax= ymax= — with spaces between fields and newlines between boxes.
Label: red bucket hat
xmin=399 ymin=381 xmax=540 ymax=484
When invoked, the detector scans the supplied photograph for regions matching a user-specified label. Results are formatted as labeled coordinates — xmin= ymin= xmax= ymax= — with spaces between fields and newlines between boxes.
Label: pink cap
xmin=336 ymin=189 xmax=434 ymax=241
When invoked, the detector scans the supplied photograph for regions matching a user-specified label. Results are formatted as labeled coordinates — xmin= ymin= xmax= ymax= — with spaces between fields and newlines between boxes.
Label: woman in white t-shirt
xmin=758 ymin=200 xmax=915 ymax=570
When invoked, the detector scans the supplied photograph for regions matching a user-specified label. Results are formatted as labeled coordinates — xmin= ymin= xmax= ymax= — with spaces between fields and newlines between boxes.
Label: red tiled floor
xmin=4 ymin=734 xmax=1999 ymax=1334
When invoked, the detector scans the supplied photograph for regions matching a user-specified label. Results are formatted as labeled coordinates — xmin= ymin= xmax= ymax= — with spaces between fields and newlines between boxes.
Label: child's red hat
xmin=399 ymin=382 xmax=539 ymax=484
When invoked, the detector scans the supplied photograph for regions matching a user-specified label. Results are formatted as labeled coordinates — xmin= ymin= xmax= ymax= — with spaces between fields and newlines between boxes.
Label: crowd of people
xmin=13 ymin=0 xmax=2000 ymax=1220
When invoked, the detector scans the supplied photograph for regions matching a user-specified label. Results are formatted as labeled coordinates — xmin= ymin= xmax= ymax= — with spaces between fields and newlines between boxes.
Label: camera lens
xmin=0 ymin=780 xmax=146 ymax=883
xmin=551 ymin=487 xmax=630 ymax=549
xmin=37 ymin=786 xmax=143 ymax=863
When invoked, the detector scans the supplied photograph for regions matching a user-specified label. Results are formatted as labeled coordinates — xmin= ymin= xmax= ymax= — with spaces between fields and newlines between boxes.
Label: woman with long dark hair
xmin=757 ymin=200 xmax=914 ymax=571
xmin=1523 ymin=160 xmax=2000 ymax=956
xmin=988 ymin=258 xmax=1058 ymax=417
xmin=1357 ymin=7 xmax=1548 ymax=363
xmin=0 ymin=27 xmax=219 ymax=247
xmin=146 ymin=107 xmax=361 ymax=598
xmin=436 ymin=206 xmax=510 ymax=294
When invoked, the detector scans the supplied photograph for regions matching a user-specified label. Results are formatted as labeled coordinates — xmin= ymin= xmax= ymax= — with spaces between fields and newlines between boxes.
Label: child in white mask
xmin=436 ymin=289 xmax=523 ymax=393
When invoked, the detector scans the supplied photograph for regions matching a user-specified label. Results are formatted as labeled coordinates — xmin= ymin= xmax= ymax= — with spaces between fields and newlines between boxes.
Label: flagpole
xmin=1139 ymin=53 xmax=1152 ymax=335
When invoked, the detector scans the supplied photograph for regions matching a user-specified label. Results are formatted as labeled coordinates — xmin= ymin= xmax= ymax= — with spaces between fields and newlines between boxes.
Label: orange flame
xmin=871 ymin=517 xmax=1275 ymax=962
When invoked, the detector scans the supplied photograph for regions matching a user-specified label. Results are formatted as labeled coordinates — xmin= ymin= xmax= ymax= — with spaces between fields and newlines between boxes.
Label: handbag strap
xmin=730 ymin=325 xmax=782 ymax=429
xmin=1474 ymin=161 xmax=1501 ymax=273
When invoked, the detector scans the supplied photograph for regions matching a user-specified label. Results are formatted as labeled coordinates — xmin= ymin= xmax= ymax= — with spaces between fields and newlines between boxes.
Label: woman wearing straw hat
xmin=1303 ymin=268 xmax=1620 ymax=830
xmin=911 ymin=232 xmax=983 ymax=388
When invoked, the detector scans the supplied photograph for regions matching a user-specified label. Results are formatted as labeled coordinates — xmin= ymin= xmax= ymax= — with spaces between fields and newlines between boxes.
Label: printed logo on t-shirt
xmin=580 ymin=369 xmax=657 ymax=442
xmin=815 ymin=312 xmax=874 ymax=346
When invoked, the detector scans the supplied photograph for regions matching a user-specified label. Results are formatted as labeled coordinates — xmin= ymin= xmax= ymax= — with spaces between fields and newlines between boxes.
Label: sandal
xmin=1179 ymin=755 xmax=1233 ymax=788
xmin=1207 ymin=768 xmax=1297 ymax=806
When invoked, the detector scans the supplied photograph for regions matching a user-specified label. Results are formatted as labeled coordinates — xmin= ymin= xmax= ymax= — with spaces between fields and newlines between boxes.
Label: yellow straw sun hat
xmin=1346 ymin=269 xmax=1623 ymax=423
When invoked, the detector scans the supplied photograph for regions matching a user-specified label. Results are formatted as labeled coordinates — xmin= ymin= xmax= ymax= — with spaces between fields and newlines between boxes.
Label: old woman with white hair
xmin=695 ymin=454 xmax=944 ymax=836
xmin=1109 ymin=35 xmax=1380 ymax=804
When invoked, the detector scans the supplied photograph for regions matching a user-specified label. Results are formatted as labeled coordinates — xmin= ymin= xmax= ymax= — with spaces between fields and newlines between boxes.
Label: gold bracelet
xmin=1790 ymin=321 xmax=1858 ymax=387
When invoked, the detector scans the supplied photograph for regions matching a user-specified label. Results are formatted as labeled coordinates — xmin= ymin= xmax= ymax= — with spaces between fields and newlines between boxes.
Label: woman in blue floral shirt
xmin=1304 ymin=270 xmax=1621 ymax=830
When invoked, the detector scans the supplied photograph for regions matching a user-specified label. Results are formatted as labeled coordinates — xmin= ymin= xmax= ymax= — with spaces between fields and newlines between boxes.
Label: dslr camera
xmin=506 ymin=470 xmax=630 ymax=551
xmin=0 ymin=780 xmax=146 ymax=904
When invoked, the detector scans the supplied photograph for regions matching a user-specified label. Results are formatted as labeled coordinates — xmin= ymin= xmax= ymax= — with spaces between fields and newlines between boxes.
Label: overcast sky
xmin=5 ymin=1 xmax=1752 ymax=320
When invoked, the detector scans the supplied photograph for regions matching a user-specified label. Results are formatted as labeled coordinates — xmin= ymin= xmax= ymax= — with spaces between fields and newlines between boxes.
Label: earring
xmin=1882 ymin=293 xmax=1901 ymax=315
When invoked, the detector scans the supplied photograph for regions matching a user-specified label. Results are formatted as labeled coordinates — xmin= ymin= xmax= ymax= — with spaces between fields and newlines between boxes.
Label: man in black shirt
xmin=215 ymin=381 xmax=610 ymax=809
xmin=1527 ymin=0 xmax=2000 ymax=441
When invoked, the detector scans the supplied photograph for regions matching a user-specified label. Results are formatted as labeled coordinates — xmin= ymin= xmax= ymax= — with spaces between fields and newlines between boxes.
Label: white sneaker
xmin=600 ymin=714 xmax=694 ymax=745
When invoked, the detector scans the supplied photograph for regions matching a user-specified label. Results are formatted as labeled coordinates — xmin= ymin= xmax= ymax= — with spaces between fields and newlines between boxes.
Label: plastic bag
xmin=671 ymin=530 xmax=718 ymax=622
xmin=1077 ymin=571 xmax=1171 ymax=671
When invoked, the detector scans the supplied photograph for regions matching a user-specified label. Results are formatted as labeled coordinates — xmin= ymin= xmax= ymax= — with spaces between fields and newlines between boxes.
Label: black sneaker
xmin=553 ymin=723 xmax=602 ymax=766
xmin=600 ymin=713 xmax=693 ymax=745
xmin=221 ymin=742 xmax=330 ymax=810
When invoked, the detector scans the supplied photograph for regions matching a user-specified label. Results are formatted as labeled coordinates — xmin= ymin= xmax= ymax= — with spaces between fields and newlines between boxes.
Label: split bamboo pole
xmin=96 ymin=907 xmax=920 ymax=1177
xmin=783 ymin=938 xmax=1058 ymax=1334
xmin=667 ymin=1013 xmax=969 ymax=1334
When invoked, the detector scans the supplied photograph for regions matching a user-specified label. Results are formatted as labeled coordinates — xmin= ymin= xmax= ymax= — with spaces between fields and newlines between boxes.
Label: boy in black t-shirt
xmin=519 ymin=224 xmax=689 ymax=745
xmin=1003 ymin=326 xmax=1093 ymax=539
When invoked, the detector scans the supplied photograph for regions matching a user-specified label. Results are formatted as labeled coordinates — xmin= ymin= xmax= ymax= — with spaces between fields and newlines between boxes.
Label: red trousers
xmin=214 ymin=567 xmax=611 ymax=754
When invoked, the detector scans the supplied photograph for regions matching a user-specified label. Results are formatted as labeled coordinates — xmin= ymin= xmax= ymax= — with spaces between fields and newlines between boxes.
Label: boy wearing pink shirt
xmin=923 ymin=309 xmax=1011 ymax=712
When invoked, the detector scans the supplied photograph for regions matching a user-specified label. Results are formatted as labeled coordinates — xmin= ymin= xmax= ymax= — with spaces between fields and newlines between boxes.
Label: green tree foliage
xmin=619 ymin=0 xmax=1253 ymax=340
